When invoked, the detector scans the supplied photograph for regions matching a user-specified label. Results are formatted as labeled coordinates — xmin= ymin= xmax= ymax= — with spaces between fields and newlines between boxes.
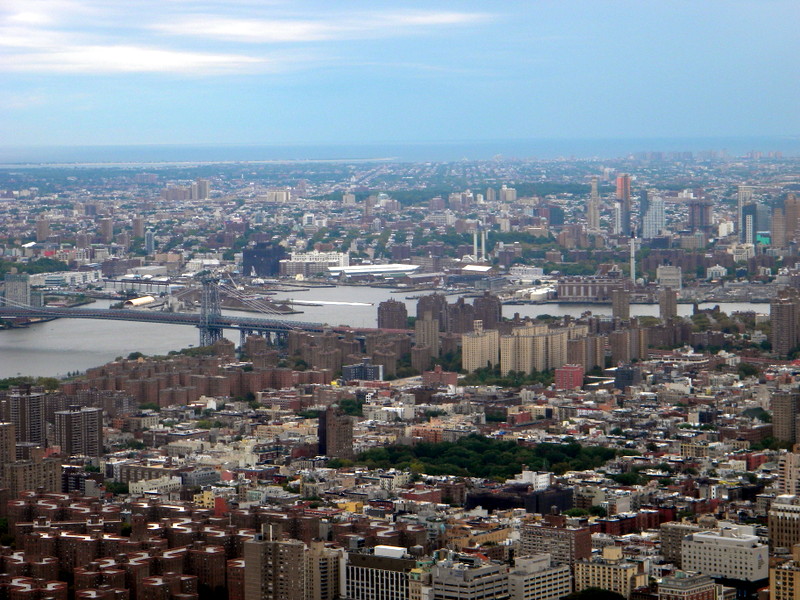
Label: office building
xmin=770 ymin=495 xmax=800 ymax=550
xmin=36 ymin=218 xmax=50 ymax=242
xmin=520 ymin=521 xmax=591 ymax=566
xmin=432 ymin=554 xmax=509 ymax=600
xmin=473 ymin=292 xmax=502 ymax=331
xmin=378 ymin=299 xmax=408 ymax=330
xmin=657 ymin=571 xmax=716 ymax=600
xmin=656 ymin=265 xmax=682 ymax=289
xmin=742 ymin=202 xmax=760 ymax=245
xmin=191 ymin=179 xmax=210 ymax=200
xmin=782 ymin=194 xmax=800 ymax=247
xmin=616 ymin=174 xmax=632 ymax=236
xmin=144 ymin=229 xmax=155 ymax=254
xmin=98 ymin=218 xmax=113 ymax=243
xmin=243 ymin=534 xmax=308 ymax=600
xmin=587 ymin=176 xmax=600 ymax=232
xmin=681 ymin=526 xmax=768 ymax=584
xmin=345 ymin=547 xmax=417 ymax=600
xmin=574 ymin=546 xmax=646 ymax=599
xmin=318 ymin=405 xmax=353 ymax=459
xmin=243 ymin=243 xmax=287 ymax=277
xmin=499 ymin=325 xmax=568 ymax=375
xmin=8 ymin=386 xmax=46 ymax=447
xmin=342 ymin=358 xmax=383 ymax=382
xmin=737 ymin=185 xmax=754 ymax=239
xmin=659 ymin=287 xmax=678 ymax=321
xmin=771 ymin=544 xmax=800 ymax=600
xmin=554 ymin=364 xmax=584 ymax=390
xmin=132 ymin=217 xmax=145 ymax=238
xmin=0 ymin=421 xmax=16 ymax=463
xmin=612 ymin=288 xmax=631 ymax=320
xmin=660 ymin=522 xmax=703 ymax=568
xmin=772 ymin=390 xmax=800 ymax=444
xmin=462 ymin=320 xmax=499 ymax=372
xmin=688 ymin=199 xmax=713 ymax=233
xmin=771 ymin=290 xmax=800 ymax=357
xmin=642 ymin=195 xmax=665 ymax=239
xmin=415 ymin=311 xmax=440 ymax=357
xmin=508 ymin=554 xmax=571 ymax=600
xmin=3 ymin=273 xmax=32 ymax=307
xmin=54 ymin=405 xmax=103 ymax=457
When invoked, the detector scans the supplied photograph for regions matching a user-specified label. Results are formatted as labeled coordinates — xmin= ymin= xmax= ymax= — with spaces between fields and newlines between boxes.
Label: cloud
xmin=0 ymin=2 xmax=491 ymax=75
xmin=4 ymin=45 xmax=265 ymax=74
xmin=150 ymin=10 xmax=491 ymax=44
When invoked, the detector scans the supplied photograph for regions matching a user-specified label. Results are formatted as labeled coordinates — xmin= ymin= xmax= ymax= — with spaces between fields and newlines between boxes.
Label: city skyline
xmin=1 ymin=0 xmax=799 ymax=150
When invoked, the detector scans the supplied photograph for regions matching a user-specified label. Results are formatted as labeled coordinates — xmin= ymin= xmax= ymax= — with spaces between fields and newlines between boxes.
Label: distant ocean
xmin=0 ymin=136 xmax=798 ymax=165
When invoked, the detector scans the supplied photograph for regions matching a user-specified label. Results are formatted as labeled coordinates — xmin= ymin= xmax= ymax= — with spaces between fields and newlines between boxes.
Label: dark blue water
xmin=1 ymin=136 xmax=798 ymax=165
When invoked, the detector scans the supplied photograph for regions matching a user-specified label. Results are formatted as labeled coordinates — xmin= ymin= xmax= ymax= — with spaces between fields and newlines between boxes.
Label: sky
xmin=1 ymin=0 xmax=799 ymax=149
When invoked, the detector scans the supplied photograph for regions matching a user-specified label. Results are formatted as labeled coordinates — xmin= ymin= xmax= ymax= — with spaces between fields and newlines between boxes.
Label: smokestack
xmin=481 ymin=229 xmax=487 ymax=262
xmin=473 ymin=230 xmax=478 ymax=259
xmin=630 ymin=238 xmax=636 ymax=285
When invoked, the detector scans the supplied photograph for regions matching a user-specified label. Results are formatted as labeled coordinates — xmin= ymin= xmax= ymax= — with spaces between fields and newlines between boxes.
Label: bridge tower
xmin=199 ymin=276 xmax=223 ymax=346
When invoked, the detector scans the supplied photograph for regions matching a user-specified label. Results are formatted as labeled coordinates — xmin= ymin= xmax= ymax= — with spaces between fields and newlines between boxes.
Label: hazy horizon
xmin=1 ymin=135 xmax=799 ymax=165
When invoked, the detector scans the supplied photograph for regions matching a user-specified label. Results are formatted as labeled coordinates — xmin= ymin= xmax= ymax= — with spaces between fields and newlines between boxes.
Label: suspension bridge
xmin=0 ymin=277 xmax=329 ymax=346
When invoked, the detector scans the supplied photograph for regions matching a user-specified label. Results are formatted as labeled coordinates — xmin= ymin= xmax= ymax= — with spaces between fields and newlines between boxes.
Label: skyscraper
xmin=688 ymin=199 xmax=713 ymax=232
xmin=318 ymin=405 xmax=353 ymax=459
xmin=55 ymin=405 xmax=103 ymax=457
xmin=243 ymin=534 xmax=308 ymax=600
xmin=641 ymin=195 xmax=665 ymax=239
xmin=36 ymin=218 xmax=50 ymax=242
xmin=659 ymin=287 xmax=678 ymax=321
xmin=611 ymin=288 xmax=630 ymax=321
xmin=0 ymin=421 xmax=16 ymax=463
xmin=191 ymin=179 xmax=210 ymax=200
xmin=639 ymin=189 xmax=649 ymax=234
xmin=132 ymin=216 xmax=145 ymax=238
xmin=737 ymin=184 xmax=754 ymax=238
xmin=615 ymin=174 xmax=631 ymax=236
xmin=145 ymin=230 xmax=155 ymax=254
xmin=415 ymin=311 xmax=440 ymax=357
xmin=771 ymin=291 xmax=800 ymax=357
xmin=378 ymin=299 xmax=408 ymax=330
xmin=587 ymin=176 xmax=600 ymax=232
xmin=8 ymin=386 xmax=46 ymax=447
xmin=98 ymin=218 xmax=114 ymax=243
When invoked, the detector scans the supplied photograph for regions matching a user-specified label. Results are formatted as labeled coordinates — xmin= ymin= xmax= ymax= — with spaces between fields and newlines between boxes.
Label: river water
xmin=0 ymin=286 xmax=768 ymax=378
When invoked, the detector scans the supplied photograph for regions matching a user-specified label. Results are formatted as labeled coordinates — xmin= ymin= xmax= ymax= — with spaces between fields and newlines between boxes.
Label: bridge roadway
xmin=0 ymin=306 xmax=410 ymax=337
xmin=0 ymin=305 xmax=328 ymax=334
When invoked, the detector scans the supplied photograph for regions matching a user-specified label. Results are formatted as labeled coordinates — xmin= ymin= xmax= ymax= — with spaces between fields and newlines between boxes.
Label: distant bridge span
xmin=0 ymin=305 xmax=328 ymax=335
xmin=0 ymin=306 xmax=408 ymax=340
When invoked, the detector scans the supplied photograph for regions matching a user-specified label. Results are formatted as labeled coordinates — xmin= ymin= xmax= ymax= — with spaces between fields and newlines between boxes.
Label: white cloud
xmin=0 ymin=2 xmax=491 ymax=75
xmin=3 ymin=45 xmax=266 ymax=74
xmin=151 ymin=10 xmax=490 ymax=44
